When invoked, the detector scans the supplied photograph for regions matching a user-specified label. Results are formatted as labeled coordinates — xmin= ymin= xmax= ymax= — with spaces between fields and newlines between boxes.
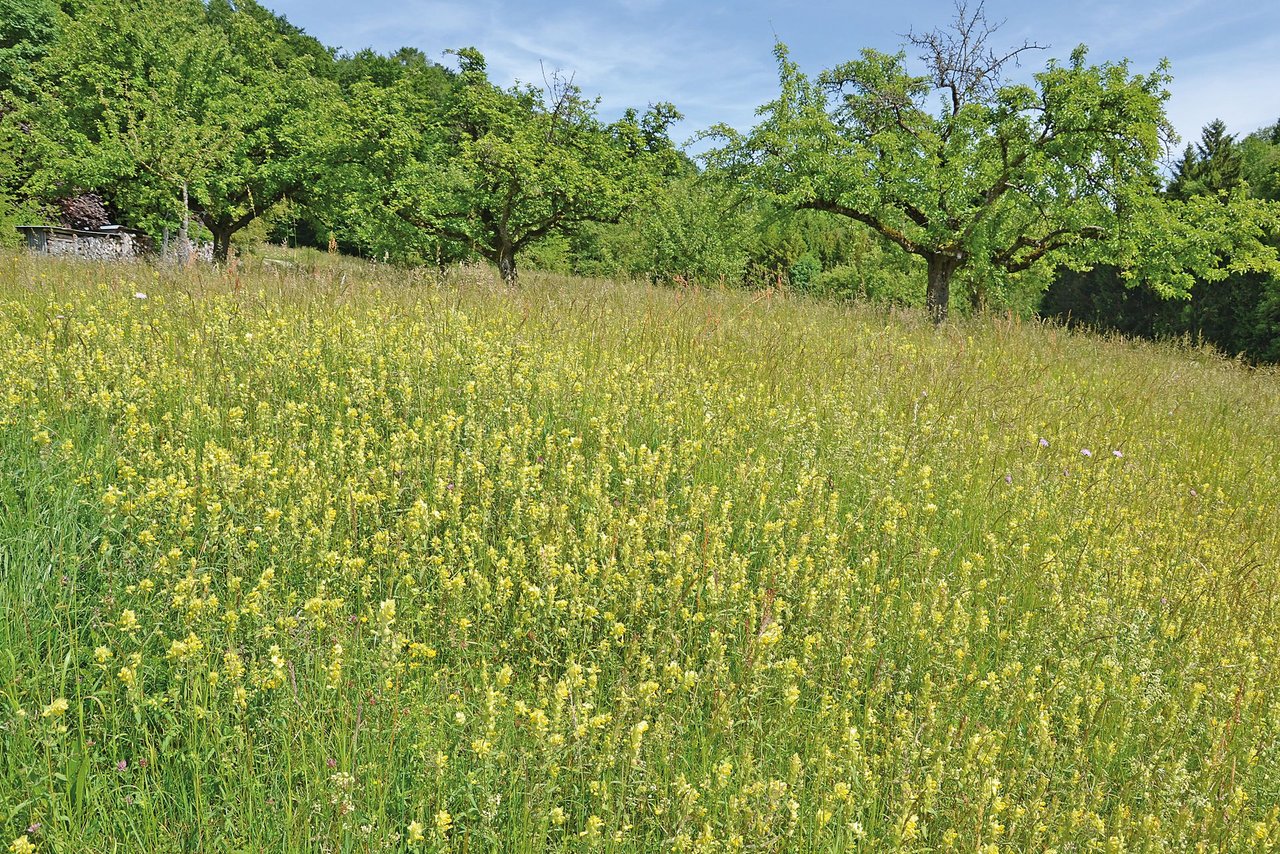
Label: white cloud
xmin=275 ymin=0 xmax=1280 ymax=146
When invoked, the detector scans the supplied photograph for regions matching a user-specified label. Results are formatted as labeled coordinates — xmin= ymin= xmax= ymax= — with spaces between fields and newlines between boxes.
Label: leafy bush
xmin=787 ymin=252 xmax=820 ymax=289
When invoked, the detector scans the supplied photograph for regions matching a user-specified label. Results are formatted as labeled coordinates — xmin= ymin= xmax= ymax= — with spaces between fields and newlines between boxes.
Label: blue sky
xmin=270 ymin=0 xmax=1280 ymax=157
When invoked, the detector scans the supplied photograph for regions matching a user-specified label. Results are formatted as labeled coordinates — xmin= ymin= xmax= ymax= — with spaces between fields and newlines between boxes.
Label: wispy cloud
xmin=276 ymin=0 xmax=1280 ymax=146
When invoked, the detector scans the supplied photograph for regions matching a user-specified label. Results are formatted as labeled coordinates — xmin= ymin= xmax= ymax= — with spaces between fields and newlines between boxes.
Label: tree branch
xmin=396 ymin=208 xmax=473 ymax=245
xmin=996 ymin=224 xmax=1107 ymax=272
xmin=799 ymin=199 xmax=922 ymax=255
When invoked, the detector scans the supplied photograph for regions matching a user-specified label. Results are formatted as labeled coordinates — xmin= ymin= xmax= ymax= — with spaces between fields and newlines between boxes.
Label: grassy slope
xmin=1 ymin=251 xmax=1278 ymax=852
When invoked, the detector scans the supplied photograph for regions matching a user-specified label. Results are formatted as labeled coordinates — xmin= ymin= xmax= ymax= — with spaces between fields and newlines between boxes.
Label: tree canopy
xmin=0 ymin=0 xmax=57 ymax=102
xmin=330 ymin=48 xmax=679 ymax=281
xmin=707 ymin=4 xmax=1278 ymax=320
xmin=21 ymin=0 xmax=335 ymax=258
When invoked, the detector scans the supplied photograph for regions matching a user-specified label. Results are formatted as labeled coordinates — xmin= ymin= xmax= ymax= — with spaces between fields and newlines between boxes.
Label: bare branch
xmin=904 ymin=0 xmax=1047 ymax=113
xmin=540 ymin=63 xmax=580 ymax=144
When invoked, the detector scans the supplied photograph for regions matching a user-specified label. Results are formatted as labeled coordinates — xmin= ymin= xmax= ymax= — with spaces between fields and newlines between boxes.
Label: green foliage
xmin=1042 ymin=117 xmax=1280 ymax=362
xmin=787 ymin=252 xmax=820 ymax=289
xmin=706 ymin=8 xmax=1280 ymax=321
xmin=573 ymin=175 xmax=755 ymax=284
xmin=805 ymin=236 xmax=925 ymax=307
xmin=1240 ymin=122 xmax=1280 ymax=202
xmin=519 ymin=232 xmax=575 ymax=275
xmin=0 ymin=0 xmax=57 ymax=101
xmin=0 ymin=130 xmax=15 ymax=244
xmin=1044 ymin=262 xmax=1280 ymax=363
xmin=0 ymin=116 xmax=34 ymax=245
xmin=329 ymin=48 xmax=675 ymax=282
xmin=21 ymin=0 xmax=336 ymax=258
xmin=1168 ymin=119 xmax=1244 ymax=200
xmin=334 ymin=46 xmax=444 ymax=92
xmin=0 ymin=194 xmax=17 ymax=249
xmin=205 ymin=0 xmax=335 ymax=73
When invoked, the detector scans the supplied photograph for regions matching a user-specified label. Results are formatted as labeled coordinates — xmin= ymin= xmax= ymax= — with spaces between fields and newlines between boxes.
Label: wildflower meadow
xmin=2 ymin=253 xmax=1279 ymax=852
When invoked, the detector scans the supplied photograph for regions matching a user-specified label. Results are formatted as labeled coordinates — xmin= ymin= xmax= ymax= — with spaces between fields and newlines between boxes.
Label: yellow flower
xmin=326 ymin=643 xmax=344 ymax=689
xmin=407 ymin=820 xmax=424 ymax=843
xmin=9 ymin=836 xmax=36 ymax=854
xmin=42 ymin=697 xmax=69 ymax=718
xmin=435 ymin=809 xmax=453 ymax=837
xmin=581 ymin=815 xmax=604 ymax=838
xmin=118 ymin=609 xmax=140 ymax=633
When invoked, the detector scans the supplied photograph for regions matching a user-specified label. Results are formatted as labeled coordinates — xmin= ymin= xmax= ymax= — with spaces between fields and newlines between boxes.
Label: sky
xmin=268 ymin=0 xmax=1280 ymax=159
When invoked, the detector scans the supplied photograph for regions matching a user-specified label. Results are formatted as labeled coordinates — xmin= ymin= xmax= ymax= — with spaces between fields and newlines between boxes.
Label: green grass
xmin=1 ymin=250 xmax=1278 ymax=852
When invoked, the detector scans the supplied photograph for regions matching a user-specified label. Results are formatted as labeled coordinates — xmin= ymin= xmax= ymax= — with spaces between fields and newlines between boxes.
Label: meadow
xmin=1 ymin=251 xmax=1279 ymax=852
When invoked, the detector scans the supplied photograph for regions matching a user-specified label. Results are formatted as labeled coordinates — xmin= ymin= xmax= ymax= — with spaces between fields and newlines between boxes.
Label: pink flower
xmin=1113 ymin=450 xmax=1123 ymax=458
xmin=116 ymin=760 xmax=127 ymax=772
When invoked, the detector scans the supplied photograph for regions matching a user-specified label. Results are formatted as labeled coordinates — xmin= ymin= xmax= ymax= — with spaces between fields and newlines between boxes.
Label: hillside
xmin=2 ymin=253 xmax=1279 ymax=851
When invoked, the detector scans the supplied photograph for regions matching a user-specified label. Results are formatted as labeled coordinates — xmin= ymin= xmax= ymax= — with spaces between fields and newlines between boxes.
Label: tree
xmin=334 ymin=46 xmax=442 ymax=93
xmin=1240 ymin=121 xmax=1280 ymax=202
xmin=571 ymin=173 xmax=756 ymax=284
xmin=707 ymin=2 xmax=1273 ymax=321
xmin=333 ymin=48 xmax=676 ymax=282
xmin=23 ymin=0 xmax=334 ymax=260
xmin=1041 ymin=118 xmax=1280 ymax=361
xmin=0 ymin=0 xmax=57 ymax=103
xmin=1168 ymin=118 xmax=1243 ymax=200
xmin=0 ymin=129 xmax=21 ymax=245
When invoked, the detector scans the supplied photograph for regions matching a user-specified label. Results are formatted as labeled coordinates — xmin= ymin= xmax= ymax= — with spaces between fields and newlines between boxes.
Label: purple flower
xmin=116 ymin=760 xmax=127 ymax=772
xmin=1004 ymin=474 xmax=1013 ymax=485
xmin=1080 ymin=448 xmax=1092 ymax=458
xmin=1039 ymin=437 xmax=1049 ymax=448
xmin=1113 ymin=450 xmax=1123 ymax=458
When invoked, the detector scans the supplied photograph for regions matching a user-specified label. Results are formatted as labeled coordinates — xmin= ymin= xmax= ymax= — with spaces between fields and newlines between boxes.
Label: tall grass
xmin=1 ymin=251 xmax=1278 ymax=852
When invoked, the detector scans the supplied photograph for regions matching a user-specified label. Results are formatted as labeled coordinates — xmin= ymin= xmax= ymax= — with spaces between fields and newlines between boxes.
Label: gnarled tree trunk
xmin=926 ymin=253 xmax=961 ymax=323
xmin=496 ymin=243 xmax=517 ymax=284
xmin=211 ymin=228 xmax=232 ymax=263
